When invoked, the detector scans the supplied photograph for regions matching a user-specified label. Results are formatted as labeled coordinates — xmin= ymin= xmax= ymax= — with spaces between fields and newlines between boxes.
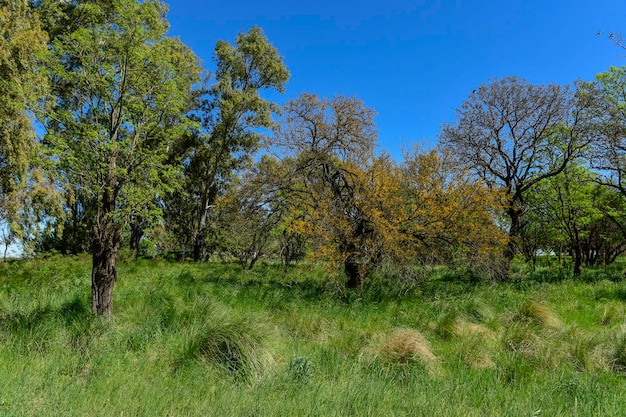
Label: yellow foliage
xmin=276 ymin=94 xmax=507 ymax=285
xmin=283 ymin=148 xmax=507 ymax=280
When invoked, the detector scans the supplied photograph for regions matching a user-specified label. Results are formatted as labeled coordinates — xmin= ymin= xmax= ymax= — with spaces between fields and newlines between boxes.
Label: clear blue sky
xmin=166 ymin=0 xmax=624 ymax=158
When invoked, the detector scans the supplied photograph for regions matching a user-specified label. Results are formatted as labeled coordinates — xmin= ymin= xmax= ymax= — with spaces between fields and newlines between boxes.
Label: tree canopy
xmin=440 ymin=76 xmax=590 ymax=264
xmin=3 ymin=1 xmax=626 ymax=310
xmin=43 ymin=0 xmax=201 ymax=315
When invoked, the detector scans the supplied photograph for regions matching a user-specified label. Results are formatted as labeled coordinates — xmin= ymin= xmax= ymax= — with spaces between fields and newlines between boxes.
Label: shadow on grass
xmin=0 ymin=296 xmax=91 ymax=331
xmin=175 ymin=261 xmax=501 ymax=306
xmin=186 ymin=263 xmax=330 ymax=302
xmin=0 ymin=296 xmax=104 ymax=353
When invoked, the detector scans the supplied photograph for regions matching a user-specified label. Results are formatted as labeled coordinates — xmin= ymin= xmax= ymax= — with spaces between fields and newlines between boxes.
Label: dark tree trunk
xmin=91 ymin=181 xmax=121 ymax=317
xmin=193 ymin=214 xmax=206 ymax=261
xmin=193 ymin=185 xmax=217 ymax=261
xmin=573 ymin=244 xmax=583 ymax=276
xmin=344 ymin=258 xmax=363 ymax=289
xmin=130 ymin=216 xmax=144 ymax=258
xmin=505 ymin=207 xmax=523 ymax=262
xmin=344 ymin=255 xmax=373 ymax=290
xmin=497 ymin=205 xmax=525 ymax=280
xmin=92 ymin=239 xmax=118 ymax=317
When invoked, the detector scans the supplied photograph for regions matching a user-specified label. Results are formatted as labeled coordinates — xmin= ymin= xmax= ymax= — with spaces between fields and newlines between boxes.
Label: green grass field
xmin=0 ymin=256 xmax=625 ymax=416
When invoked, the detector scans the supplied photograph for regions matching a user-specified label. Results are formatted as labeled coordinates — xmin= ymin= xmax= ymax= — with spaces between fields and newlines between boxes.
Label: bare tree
xmin=440 ymin=77 xmax=589 ymax=265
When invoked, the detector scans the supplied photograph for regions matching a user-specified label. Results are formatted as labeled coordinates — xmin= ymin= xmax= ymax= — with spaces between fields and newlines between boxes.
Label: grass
xmin=0 ymin=255 xmax=625 ymax=416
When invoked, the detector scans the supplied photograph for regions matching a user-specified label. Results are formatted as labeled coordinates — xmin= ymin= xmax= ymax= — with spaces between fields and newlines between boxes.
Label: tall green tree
xmin=165 ymin=27 xmax=289 ymax=261
xmin=440 ymin=77 xmax=590 ymax=268
xmin=44 ymin=0 xmax=200 ymax=316
xmin=0 ymin=0 xmax=48 ymax=251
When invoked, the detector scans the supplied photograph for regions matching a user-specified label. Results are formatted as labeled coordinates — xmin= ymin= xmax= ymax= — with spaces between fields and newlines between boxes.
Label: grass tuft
xmin=2 ymin=257 xmax=626 ymax=415
xmin=372 ymin=328 xmax=438 ymax=368
xmin=609 ymin=333 xmax=626 ymax=375
xmin=456 ymin=334 xmax=496 ymax=369
xmin=178 ymin=312 xmax=274 ymax=382
xmin=514 ymin=300 xmax=562 ymax=329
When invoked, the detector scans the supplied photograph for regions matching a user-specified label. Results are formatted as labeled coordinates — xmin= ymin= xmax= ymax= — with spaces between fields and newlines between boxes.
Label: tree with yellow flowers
xmin=272 ymin=94 xmax=507 ymax=288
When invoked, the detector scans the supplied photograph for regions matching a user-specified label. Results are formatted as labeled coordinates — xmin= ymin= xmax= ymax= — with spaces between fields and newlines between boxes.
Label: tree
xmin=589 ymin=66 xmax=626 ymax=195
xmin=217 ymin=156 xmax=286 ymax=269
xmin=44 ymin=0 xmax=200 ymax=316
xmin=272 ymin=94 xmax=507 ymax=286
xmin=587 ymin=189 xmax=626 ymax=266
xmin=524 ymin=160 xmax=626 ymax=274
xmin=527 ymin=163 xmax=603 ymax=275
xmin=271 ymin=93 xmax=380 ymax=288
xmin=400 ymin=148 xmax=507 ymax=278
xmin=165 ymin=27 xmax=289 ymax=261
xmin=440 ymin=77 xmax=588 ymax=266
xmin=581 ymin=66 xmax=626 ymax=266
xmin=0 ymin=0 xmax=49 ymax=252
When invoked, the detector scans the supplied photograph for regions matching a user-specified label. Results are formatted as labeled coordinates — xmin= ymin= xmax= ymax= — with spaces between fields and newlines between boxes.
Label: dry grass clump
xmin=453 ymin=320 xmax=497 ymax=369
xmin=502 ymin=320 xmax=580 ymax=370
xmin=453 ymin=319 xmax=495 ymax=340
xmin=436 ymin=309 xmax=496 ymax=339
xmin=502 ymin=322 xmax=558 ymax=368
xmin=364 ymin=328 xmax=440 ymax=376
xmin=565 ymin=329 xmax=609 ymax=372
xmin=514 ymin=300 xmax=562 ymax=329
xmin=378 ymin=328 xmax=437 ymax=363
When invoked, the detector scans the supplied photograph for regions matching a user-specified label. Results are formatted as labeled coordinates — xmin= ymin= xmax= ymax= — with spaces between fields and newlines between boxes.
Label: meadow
xmin=0 ymin=256 xmax=625 ymax=416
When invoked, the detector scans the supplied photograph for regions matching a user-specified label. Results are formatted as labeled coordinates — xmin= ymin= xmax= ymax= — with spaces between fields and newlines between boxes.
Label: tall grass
xmin=0 ymin=256 xmax=625 ymax=416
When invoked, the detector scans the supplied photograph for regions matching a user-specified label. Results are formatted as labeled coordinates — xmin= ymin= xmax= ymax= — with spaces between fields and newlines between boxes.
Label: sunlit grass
xmin=0 ymin=256 xmax=625 ymax=416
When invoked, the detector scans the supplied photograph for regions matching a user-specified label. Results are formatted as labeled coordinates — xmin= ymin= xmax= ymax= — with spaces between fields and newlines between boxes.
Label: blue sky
xmin=167 ymin=0 xmax=624 ymax=158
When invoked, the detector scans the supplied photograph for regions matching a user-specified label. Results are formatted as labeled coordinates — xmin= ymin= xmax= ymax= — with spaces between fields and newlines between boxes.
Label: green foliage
xmin=0 ymin=0 xmax=53 ymax=252
xmin=165 ymin=26 xmax=289 ymax=260
xmin=42 ymin=0 xmax=201 ymax=314
xmin=0 ymin=257 xmax=625 ymax=415
xmin=45 ymin=0 xmax=200 ymax=224
xmin=523 ymin=160 xmax=626 ymax=274
xmin=0 ymin=0 xmax=48 ymax=193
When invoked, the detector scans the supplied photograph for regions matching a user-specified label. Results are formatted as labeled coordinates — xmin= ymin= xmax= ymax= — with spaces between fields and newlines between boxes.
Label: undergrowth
xmin=0 ymin=256 xmax=624 ymax=416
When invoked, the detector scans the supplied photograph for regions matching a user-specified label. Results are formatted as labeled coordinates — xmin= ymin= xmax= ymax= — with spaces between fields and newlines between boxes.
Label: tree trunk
xmin=573 ymin=245 xmax=583 ymax=276
xmin=193 ymin=185 xmax=218 ymax=261
xmin=505 ymin=207 xmax=523 ymax=262
xmin=91 ymin=179 xmax=121 ymax=317
xmin=193 ymin=210 xmax=207 ymax=261
xmin=497 ymin=206 xmax=524 ymax=280
xmin=345 ymin=257 xmax=365 ymax=289
xmin=92 ymin=239 xmax=118 ymax=317
xmin=130 ymin=216 xmax=144 ymax=258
